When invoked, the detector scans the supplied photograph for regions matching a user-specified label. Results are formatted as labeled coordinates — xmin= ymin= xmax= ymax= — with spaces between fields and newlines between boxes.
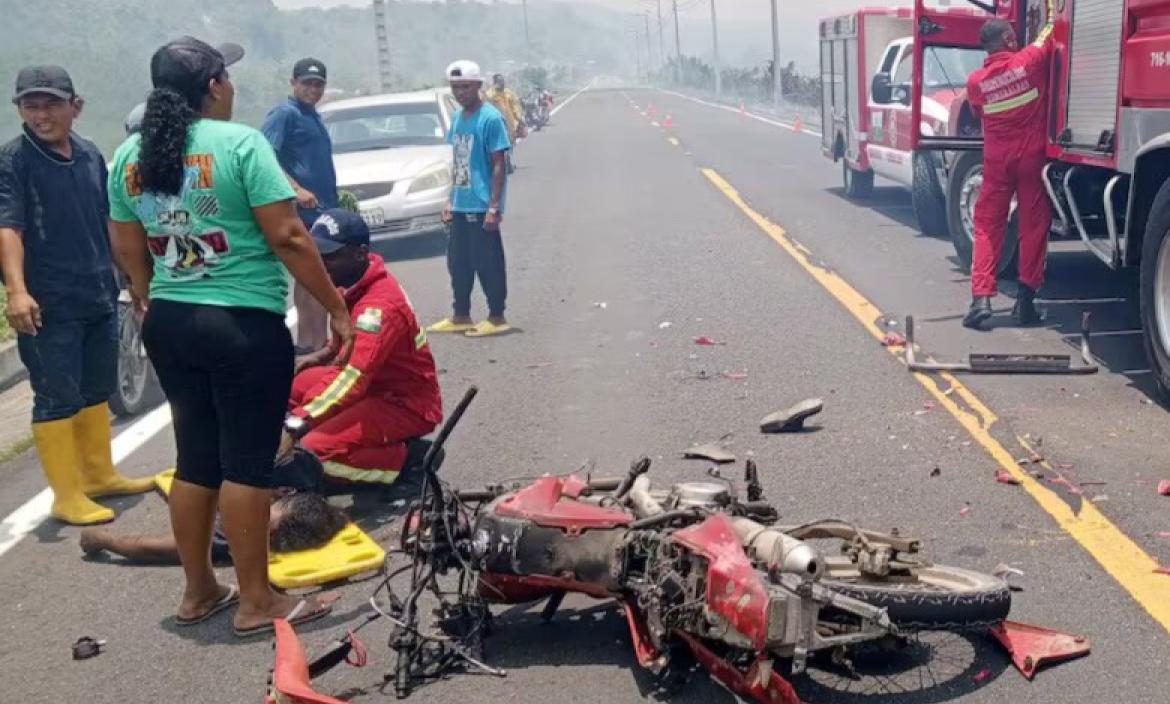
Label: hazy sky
xmin=272 ymin=0 xmax=915 ymax=69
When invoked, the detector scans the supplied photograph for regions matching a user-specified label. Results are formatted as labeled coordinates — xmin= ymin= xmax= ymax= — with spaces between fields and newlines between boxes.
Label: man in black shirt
xmin=0 ymin=66 xmax=153 ymax=525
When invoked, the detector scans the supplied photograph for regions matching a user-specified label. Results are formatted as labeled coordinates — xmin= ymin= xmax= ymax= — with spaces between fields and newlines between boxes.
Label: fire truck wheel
xmin=946 ymin=150 xmax=1018 ymax=278
xmin=843 ymin=161 xmax=874 ymax=199
xmin=912 ymin=152 xmax=949 ymax=238
xmin=1139 ymin=178 xmax=1170 ymax=402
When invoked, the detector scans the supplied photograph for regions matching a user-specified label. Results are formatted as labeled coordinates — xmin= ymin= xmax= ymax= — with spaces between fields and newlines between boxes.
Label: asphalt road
xmin=1 ymin=87 xmax=1168 ymax=703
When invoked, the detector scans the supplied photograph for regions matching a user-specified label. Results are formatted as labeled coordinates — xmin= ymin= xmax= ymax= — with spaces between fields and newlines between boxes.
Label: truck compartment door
xmin=911 ymin=0 xmax=1022 ymax=151
xmin=1062 ymin=0 xmax=1125 ymax=152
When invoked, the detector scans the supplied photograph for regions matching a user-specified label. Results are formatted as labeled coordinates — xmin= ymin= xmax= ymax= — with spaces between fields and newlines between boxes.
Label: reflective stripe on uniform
xmin=303 ymin=365 xmax=363 ymax=419
xmin=323 ymin=461 xmax=401 ymax=484
xmin=983 ymin=87 xmax=1039 ymax=115
xmin=414 ymin=329 xmax=427 ymax=349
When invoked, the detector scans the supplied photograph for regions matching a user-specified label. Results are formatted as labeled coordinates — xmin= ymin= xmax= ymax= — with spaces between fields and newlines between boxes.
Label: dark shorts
xmin=142 ymin=300 xmax=293 ymax=489
xmin=17 ymin=313 xmax=117 ymax=423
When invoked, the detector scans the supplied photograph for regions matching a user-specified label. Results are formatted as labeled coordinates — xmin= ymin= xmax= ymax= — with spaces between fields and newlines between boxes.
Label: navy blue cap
xmin=310 ymin=209 xmax=370 ymax=253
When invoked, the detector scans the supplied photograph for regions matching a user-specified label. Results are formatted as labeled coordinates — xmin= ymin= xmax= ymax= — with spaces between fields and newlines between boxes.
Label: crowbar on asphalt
xmin=903 ymin=313 xmax=1099 ymax=375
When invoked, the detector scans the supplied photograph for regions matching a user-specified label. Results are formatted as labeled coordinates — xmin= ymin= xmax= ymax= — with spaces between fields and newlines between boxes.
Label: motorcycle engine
xmin=667 ymin=481 xmax=731 ymax=510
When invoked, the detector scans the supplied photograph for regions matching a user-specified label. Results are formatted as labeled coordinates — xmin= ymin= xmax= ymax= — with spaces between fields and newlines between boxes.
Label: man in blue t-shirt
xmin=262 ymin=58 xmax=339 ymax=352
xmin=427 ymin=60 xmax=513 ymax=338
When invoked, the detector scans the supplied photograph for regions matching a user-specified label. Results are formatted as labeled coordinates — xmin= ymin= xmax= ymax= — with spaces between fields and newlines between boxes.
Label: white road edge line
xmin=0 ymin=307 xmax=301 ymax=559
xmin=550 ymin=79 xmax=593 ymax=117
xmin=659 ymin=89 xmax=823 ymax=138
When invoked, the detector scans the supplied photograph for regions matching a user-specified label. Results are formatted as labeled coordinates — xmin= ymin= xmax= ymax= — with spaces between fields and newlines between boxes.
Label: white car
xmin=320 ymin=89 xmax=458 ymax=241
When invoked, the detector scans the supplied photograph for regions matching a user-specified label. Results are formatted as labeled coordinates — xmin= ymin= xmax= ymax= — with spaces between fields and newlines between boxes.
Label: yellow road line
xmin=668 ymin=137 xmax=680 ymax=147
xmin=701 ymin=167 xmax=1170 ymax=634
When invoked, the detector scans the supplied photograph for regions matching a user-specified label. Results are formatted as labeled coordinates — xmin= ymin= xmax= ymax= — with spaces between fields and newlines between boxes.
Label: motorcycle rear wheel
xmin=820 ymin=556 xmax=1010 ymax=630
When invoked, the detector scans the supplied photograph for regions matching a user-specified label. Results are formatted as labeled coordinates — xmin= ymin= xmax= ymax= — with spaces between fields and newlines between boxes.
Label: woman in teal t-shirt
xmin=108 ymin=37 xmax=354 ymax=637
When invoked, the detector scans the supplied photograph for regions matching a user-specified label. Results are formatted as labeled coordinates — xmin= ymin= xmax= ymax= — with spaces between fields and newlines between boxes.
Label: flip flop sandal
xmin=426 ymin=318 xmax=476 ymax=333
xmin=465 ymin=321 xmax=512 ymax=337
xmin=175 ymin=585 xmax=239 ymax=627
xmin=232 ymin=597 xmax=333 ymax=639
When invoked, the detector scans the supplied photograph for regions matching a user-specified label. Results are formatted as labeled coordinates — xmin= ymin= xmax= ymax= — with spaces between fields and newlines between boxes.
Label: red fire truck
xmin=910 ymin=0 xmax=1170 ymax=396
xmin=819 ymin=6 xmax=985 ymax=237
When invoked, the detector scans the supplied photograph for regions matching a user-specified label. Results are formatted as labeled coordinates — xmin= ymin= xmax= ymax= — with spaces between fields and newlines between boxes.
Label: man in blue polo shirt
xmin=263 ymin=57 xmax=338 ymax=352
xmin=0 ymin=65 xmax=154 ymax=525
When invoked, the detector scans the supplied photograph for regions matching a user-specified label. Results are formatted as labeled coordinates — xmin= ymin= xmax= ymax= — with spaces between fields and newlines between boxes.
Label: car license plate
xmin=360 ymin=208 xmax=385 ymax=227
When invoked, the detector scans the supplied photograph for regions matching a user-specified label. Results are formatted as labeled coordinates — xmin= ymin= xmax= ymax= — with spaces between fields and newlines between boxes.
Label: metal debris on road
xmin=658 ymin=321 xmax=673 ymax=329
xmin=930 ymin=466 xmax=942 ymax=477
xmin=592 ymin=302 xmax=608 ymax=309
xmin=693 ymin=335 xmax=726 ymax=346
xmin=995 ymin=469 xmax=1022 ymax=486
xmin=526 ymin=362 xmax=552 ymax=369
xmin=683 ymin=442 xmax=736 ymax=464
xmin=760 ymin=398 xmax=823 ymax=433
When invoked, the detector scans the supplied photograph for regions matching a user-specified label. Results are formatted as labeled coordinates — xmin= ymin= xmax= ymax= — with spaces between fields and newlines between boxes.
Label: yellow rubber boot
xmin=33 ymin=418 xmax=114 ymax=526
xmin=75 ymin=402 xmax=155 ymax=497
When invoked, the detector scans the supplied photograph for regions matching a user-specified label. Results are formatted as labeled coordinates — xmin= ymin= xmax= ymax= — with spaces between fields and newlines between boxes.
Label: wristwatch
xmin=283 ymin=415 xmax=310 ymax=439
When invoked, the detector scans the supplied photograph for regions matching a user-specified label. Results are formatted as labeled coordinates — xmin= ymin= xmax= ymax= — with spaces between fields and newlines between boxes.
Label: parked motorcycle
xmin=109 ymin=278 xmax=164 ymax=418
xmin=267 ymin=389 xmax=1013 ymax=704
xmin=523 ymin=92 xmax=550 ymax=131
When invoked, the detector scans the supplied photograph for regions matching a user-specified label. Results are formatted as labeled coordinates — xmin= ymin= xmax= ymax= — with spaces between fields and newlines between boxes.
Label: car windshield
xmin=323 ymin=101 xmax=446 ymax=153
xmin=923 ymin=46 xmax=986 ymax=88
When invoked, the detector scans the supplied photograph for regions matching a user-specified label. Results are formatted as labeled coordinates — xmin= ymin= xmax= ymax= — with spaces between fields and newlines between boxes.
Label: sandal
xmin=175 ymin=585 xmax=239 ymax=627
xmin=465 ymin=320 xmax=512 ymax=337
xmin=426 ymin=318 xmax=476 ymax=333
xmin=233 ymin=597 xmax=333 ymax=638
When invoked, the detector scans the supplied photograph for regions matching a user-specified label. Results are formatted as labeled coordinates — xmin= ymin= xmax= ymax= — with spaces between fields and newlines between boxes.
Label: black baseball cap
xmin=12 ymin=65 xmax=75 ymax=103
xmin=151 ymin=37 xmax=244 ymax=94
xmin=293 ymin=58 xmax=328 ymax=83
xmin=311 ymin=209 xmax=369 ymax=254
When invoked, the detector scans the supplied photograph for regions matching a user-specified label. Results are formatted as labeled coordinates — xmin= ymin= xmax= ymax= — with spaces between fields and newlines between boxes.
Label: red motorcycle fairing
xmin=672 ymin=513 xmax=772 ymax=651
xmin=267 ymin=619 xmax=347 ymax=704
xmin=674 ymin=631 xmax=801 ymax=704
xmin=493 ymin=474 xmax=633 ymax=532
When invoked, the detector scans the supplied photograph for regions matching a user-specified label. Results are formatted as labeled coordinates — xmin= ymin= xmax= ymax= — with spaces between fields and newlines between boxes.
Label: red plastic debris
xmin=989 ymin=621 xmax=1090 ymax=680
xmin=880 ymin=331 xmax=907 ymax=347
xmin=995 ymin=469 xmax=1022 ymax=486
xmin=694 ymin=336 xmax=726 ymax=346
xmin=972 ymin=668 xmax=992 ymax=683
xmin=959 ymin=505 xmax=972 ymax=517
xmin=722 ymin=370 xmax=748 ymax=380
xmin=1158 ymin=480 xmax=1170 ymax=496
xmin=1156 ymin=566 xmax=1170 ymax=576
xmin=1157 ymin=531 xmax=1170 ymax=539
xmin=922 ymin=400 xmax=936 ymax=410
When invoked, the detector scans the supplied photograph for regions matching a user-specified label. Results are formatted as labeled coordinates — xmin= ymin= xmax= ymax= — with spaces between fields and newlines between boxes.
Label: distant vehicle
xmin=319 ymin=89 xmax=456 ymax=241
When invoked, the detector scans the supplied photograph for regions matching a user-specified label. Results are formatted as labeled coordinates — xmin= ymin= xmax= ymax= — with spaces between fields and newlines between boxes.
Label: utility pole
xmin=643 ymin=12 xmax=654 ymax=68
xmin=522 ymin=0 xmax=531 ymax=61
xmin=770 ymin=0 xmax=782 ymax=105
xmin=656 ymin=0 xmax=665 ymax=69
xmin=671 ymin=0 xmax=682 ymax=84
xmin=632 ymin=31 xmax=643 ymax=81
xmin=709 ymin=0 xmax=721 ymax=95
xmin=373 ymin=0 xmax=392 ymax=92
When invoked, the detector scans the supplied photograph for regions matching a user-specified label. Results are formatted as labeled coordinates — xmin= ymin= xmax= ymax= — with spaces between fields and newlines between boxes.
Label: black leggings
xmin=142 ymin=299 xmax=292 ymax=489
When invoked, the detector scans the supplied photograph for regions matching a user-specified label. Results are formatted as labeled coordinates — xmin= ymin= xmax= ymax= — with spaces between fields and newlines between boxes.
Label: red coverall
xmin=966 ymin=23 xmax=1054 ymax=297
xmin=289 ymin=254 xmax=443 ymax=485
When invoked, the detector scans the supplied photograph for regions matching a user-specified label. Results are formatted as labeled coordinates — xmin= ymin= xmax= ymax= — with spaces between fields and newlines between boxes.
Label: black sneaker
xmin=1012 ymin=286 xmax=1042 ymax=326
xmin=962 ymin=297 xmax=993 ymax=330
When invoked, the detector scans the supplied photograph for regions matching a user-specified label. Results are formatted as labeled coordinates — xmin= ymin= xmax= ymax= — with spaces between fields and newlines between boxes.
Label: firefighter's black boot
xmin=962 ymin=296 xmax=993 ymax=330
xmin=1012 ymin=285 xmax=1042 ymax=326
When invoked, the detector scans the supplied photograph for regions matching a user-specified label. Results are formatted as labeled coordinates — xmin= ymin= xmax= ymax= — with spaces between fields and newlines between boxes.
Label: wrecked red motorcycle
xmin=267 ymin=390 xmax=1083 ymax=704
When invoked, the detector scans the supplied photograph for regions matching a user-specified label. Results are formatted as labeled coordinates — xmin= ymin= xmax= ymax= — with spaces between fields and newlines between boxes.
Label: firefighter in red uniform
xmin=962 ymin=1 xmax=1054 ymax=329
xmin=281 ymin=209 xmax=442 ymax=494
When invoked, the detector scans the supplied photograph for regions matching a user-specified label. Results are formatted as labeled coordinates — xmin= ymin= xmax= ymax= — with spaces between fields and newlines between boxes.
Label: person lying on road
xmin=79 ymin=449 xmax=348 ymax=569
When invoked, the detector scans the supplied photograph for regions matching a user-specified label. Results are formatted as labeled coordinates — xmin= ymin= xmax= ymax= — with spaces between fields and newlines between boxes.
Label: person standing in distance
xmin=262 ymin=58 xmax=337 ymax=352
xmin=0 ymin=65 xmax=154 ymax=526
xmin=427 ymin=60 xmax=512 ymax=337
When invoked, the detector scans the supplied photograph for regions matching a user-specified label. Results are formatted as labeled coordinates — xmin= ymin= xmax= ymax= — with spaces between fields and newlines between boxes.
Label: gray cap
xmin=13 ymin=65 xmax=75 ymax=103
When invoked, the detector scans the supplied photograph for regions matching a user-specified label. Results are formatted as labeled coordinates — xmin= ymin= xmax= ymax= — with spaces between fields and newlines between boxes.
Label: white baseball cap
xmin=446 ymin=60 xmax=484 ymax=83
